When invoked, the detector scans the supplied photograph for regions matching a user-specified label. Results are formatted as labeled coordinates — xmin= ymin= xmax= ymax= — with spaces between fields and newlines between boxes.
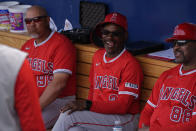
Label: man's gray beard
xmin=29 ymin=33 xmax=39 ymax=39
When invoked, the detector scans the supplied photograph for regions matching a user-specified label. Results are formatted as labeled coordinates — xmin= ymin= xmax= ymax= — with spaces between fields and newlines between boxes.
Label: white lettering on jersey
xmin=161 ymin=87 xmax=192 ymax=106
xmin=95 ymin=75 xmax=118 ymax=91
xmin=42 ymin=60 xmax=49 ymax=73
xmin=28 ymin=58 xmax=53 ymax=74
xmin=158 ymin=84 xmax=165 ymax=105
xmin=48 ymin=62 xmax=53 ymax=74
xmin=161 ymin=87 xmax=173 ymax=100
xmin=37 ymin=59 xmax=42 ymax=71
xmin=37 ymin=75 xmax=46 ymax=87
xmin=170 ymin=88 xmax=181 ymax=100
xmin=28 ymin=58 xmax=54 ymax=87
xmin=109 ymin=94 xmax=118 ymax=101
xmin=188 ymin=96 xmax=196 ymax=110
xmin=159 ymin=86 xmax=195 ymax=123
xmin=102 ymin=75 xmax=108 ymax=88
xmin=170 ymin=106 xmax=192 ymax=123
xmin=37 ymin=75 xmax=53 ymax=87
xmin=125 ymin=82 xmax=138 ymax=89
xmin=170 ymin=106 xmax=183 ymax=122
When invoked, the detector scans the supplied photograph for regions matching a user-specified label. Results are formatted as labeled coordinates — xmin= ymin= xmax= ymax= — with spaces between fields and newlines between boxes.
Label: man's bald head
xmin=26 ymin=5 xmax=48 ymax=17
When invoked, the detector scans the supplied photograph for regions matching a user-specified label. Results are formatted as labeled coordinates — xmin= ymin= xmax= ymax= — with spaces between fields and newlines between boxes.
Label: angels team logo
xmin=159 ymin=85 xmax=196 ymax=123
xmin=174 ymin=25 xmax=186 ymax=35
xmin=28 ymin=57 xmax=54 ymax=87
xmin=28 ymin=58 xmax=53 ymax=74
xmin=110 ymin=13 xmax=118 ymax=22
xmin=95 ymin=75 xmax=118 ymax=91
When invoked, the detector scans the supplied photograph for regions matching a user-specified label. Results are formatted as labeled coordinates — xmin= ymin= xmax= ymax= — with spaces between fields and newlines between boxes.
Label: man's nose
xmin=173 ymin=43 xmax=180 ymax=48
xmin=173 ymin=44 xmax=181 ymax=52
xmin=29 ymin=20 xmax=36 ymax=25
xmin=106 ymin=32 xmax=116 ymax=38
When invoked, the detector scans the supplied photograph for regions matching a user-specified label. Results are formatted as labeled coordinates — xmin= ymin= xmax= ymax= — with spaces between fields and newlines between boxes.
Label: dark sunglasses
xmin=25 ymin=16 xmax=47 ymax=24
xmin=101 ymin=30 xmax=124 ymax=37
xmin=173 ymin=40 xmax=195 ymax=47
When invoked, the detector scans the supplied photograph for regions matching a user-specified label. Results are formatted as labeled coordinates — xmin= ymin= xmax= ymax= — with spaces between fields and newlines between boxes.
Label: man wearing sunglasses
xmin=52 ymin=13 xmax=143 ymax=131
xmin=139 ymin=23 xmax=196 ymax=131
xmin=21 ymin=6 xmax=76 ymax=129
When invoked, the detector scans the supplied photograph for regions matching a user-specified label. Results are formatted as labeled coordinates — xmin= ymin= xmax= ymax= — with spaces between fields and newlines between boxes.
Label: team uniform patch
xmin=125 ymin=82 xmax=138 ymax=89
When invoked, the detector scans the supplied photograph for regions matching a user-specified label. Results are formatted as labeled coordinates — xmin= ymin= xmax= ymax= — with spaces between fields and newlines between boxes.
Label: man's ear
xmin=47 ymin=16 xmax=50 ymax=23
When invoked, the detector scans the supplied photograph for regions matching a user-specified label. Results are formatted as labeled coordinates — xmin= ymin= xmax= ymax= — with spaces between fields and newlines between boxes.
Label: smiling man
xmin=52 ymin=13 xmax=143 ymax=131
xmin=139 ymin=23 xmax=196 ymax=131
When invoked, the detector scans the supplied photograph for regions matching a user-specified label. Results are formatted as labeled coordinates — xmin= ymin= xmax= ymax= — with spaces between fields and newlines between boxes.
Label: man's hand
xmin=60 ymin=99 xmax=87 ymax=114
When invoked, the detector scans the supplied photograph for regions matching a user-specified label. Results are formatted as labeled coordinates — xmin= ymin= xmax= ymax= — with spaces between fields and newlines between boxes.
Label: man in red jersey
xmin=139 ymin=23 xmax=196 ymax=131
xmin=52 ymin=12 xmax=143 ymax=131
xmin=0 ymin=44 xmax=45 ymax=131
xmin=21 ymin=5 xmax=76 ymax=129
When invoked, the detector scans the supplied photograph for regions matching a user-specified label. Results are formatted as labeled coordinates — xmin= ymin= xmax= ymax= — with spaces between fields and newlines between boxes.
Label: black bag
xmin=61 ymin=1 xmax=107 ymax=44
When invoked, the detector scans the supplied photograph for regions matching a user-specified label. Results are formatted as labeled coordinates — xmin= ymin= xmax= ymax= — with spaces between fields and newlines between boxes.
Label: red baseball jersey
xmin=88 ymin=48 xmax=143 ymax=114
xmin=21 ymin=31 xmax=76 ymax=98
xmin=139 ymin=64 xmax=196 ymax=130
xmin=15 ymin=59 xmax=45 ymax=131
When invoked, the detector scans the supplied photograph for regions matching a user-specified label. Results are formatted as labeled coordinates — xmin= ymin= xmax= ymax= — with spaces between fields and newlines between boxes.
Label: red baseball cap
xmin=166 ymin=22 xmax=196 ymax=42
xmin=91 ymin=12 xmax=128 ymax=47
xmin=103 ymin=12 xmax=128 ymax=31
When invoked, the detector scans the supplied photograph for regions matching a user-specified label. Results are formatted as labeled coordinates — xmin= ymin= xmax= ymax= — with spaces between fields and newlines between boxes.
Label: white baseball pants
xmin=52 ymin=111 xmax=139 ymax=131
